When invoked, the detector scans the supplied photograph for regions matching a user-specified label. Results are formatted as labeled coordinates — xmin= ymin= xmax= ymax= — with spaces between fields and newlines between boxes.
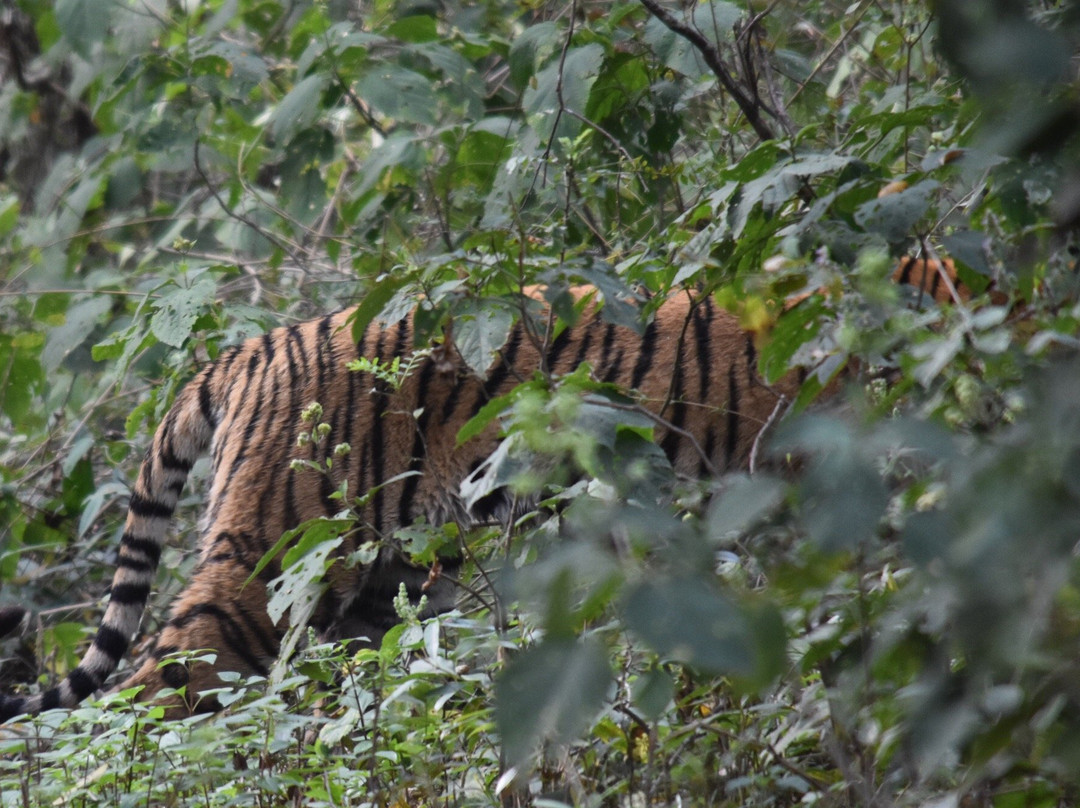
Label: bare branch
xmin=638 ymin=0 xmax=776 ymax=142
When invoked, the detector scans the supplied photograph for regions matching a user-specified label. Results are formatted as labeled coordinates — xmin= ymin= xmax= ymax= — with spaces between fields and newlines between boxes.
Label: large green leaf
xmin=495 ymin=637 xmax=611 ymax=765
xmin=56 ymin=0 xmax=109 ymax=59
xmin=523 ymin=43 xmax=605 ymax=144
xmin=269 ymin=74 xmax=329 ymax=144
xmin=622 ymin=576 xmax=783 ymax=683
xmin=356 ymin=66 xmax=438 ymax=126
xmin=452 ymin=298 xmax=515 ymax=375
xmin=150 ymin=278 xmax=218 ymax=348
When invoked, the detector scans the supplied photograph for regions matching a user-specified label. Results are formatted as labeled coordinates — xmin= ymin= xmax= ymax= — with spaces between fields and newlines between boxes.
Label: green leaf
xmin=632 ymin=665 xmax=675 ymax=720
xmin=759 ymin=294 xmax=825 ymax=383
xmin=707 ymin=474 xmax=786 ymax=542
xmin=622 ymin=576 xmax=776 ymax=680
xmin=356 ymin=66 xmax=438 ymax=126
xmin=643 ymin=2 xmax=740 ymax=79
xmin=349 ymin=276 xmax=409 ymax=346
xmin=452 ymin=299 xmax=515 ymax=375
xmin=523 ymin=43 xmax=605 ymax=143
xmin=0 ymin=333 xmax=45 ymax=424
xmin=353 ymin=133 xmax=424 ymax=199
xmin=0 ymin=194 xmax=20 ymax=237
xmin=942 ymin=230 xmax=992 ymax=277
xmin=456 ymin=389 xmax=515 ymax=446
xmin=280 ymin=518 xmax=353 ymax=571
xmin=56 ymin=0 xmax=109 ymax=58
xmin=42 ymin=297 xmax=112 ymax=373
xmin=508 ymin=21 xmax=561 ymax=90
xmin=269 ymin=74 xmax=328 ymax=143
xmin=265 ymin=537 xmax=340 ymax=625
xmin=386 ymin=15 xmax=438 ymax=43
xmin=568 ymin=261 xmax=643 ymax=333
xmin=854 ymin=180 xmax=940 ymax=244
xmin=150 ymin=278 xmax=218 ymax=348
xmin=495 ymin=637 xmax=611 ymax=765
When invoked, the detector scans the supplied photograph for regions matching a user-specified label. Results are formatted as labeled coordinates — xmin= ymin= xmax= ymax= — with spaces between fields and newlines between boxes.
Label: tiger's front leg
xmin=120 ymin=550 xmax=283 ymax=717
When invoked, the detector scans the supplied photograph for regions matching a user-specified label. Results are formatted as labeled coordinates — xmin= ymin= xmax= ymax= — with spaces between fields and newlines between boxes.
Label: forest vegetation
xmin=1 ymin=0 xmax=1080 ymax=805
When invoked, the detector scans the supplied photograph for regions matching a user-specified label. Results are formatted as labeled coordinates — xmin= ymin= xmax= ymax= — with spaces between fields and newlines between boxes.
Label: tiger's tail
xmin=0 ymin=369 xmax=218 ymax=722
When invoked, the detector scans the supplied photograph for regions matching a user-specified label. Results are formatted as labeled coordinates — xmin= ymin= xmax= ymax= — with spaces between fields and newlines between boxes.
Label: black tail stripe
xmin=93 ymin=624 xmax=129 ymax=660
xmin=67 ymin=666 xmax=100 ymax=698
xmin=39 ymin=689 xmax=61 ymax=712
xmin=157 ymin=443 xmax=192 ymax=474
xmin=120 ymin=533 xmax=162 ymax=566
xmin=109 ymin=583 xmax=151 ymax=605
xmin=128 ymin=493 xmax=174 ymax=520
xmin=115 ymin=555 xmax=154 ymax=573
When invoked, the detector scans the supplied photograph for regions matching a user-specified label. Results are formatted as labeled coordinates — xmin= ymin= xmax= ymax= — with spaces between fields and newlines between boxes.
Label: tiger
xmin=0 ymin=260 xmax=965 ymax=722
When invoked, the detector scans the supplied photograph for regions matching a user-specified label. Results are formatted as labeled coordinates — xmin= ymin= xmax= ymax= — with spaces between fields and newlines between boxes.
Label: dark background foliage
xmin=2 ymin=0 xmax=1080 ymax=805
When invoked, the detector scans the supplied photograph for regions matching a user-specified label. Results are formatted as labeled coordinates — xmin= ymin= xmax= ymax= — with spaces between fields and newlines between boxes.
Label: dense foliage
xmin=2 ymin=0 xmax=1080 ymax=805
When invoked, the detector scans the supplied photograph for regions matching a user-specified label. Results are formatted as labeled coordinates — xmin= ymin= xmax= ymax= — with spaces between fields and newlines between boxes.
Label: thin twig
xmin=192 ymin=139 xmax=305 ymax=268
xmin=786 ymin=0 xmax=874 ymax=107
xmin=748 ymin=393 xmax=789 ymax=474
xmin=638 ymin=0 xmax=775 ymax=142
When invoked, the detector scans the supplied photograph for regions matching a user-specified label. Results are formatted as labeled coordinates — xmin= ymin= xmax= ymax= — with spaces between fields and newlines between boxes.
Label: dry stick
xmin=748 ymin=393 xmax=789 ymax=475
xmin=530 ymin=0 xmax=579 ymax=194
xmin=920 ymin=237 xmax=972 ymax=321
xmin=638 ymin=0 xmax=775 ymax=142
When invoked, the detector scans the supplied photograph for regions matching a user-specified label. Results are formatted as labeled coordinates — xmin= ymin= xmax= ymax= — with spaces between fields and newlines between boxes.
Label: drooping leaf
xmin=523 ymin=43 xmax=605 ymax=144
xmin=508 ymin=21 xmax=561 ymax=90
xmin=622 ymin=576 xmax=781 ymax=682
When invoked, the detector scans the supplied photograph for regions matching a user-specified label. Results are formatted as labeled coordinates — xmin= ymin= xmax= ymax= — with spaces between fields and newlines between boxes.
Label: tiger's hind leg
xmin=119 ymin=550 xmax=283 ymax=717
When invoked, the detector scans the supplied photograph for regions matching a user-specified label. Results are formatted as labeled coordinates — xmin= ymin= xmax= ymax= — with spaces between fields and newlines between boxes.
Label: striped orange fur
xmin=0 ymin=263 xmax=964 ymax=720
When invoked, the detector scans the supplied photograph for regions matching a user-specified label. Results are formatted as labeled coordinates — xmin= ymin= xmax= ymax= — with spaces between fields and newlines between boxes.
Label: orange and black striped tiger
xmin=0 ymin=262 xmax=963 ymax=721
